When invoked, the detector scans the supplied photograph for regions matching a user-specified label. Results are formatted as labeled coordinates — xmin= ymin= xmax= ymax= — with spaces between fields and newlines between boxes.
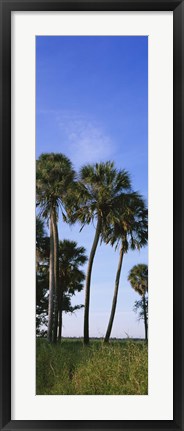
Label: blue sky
xmin=36 ymin=36 xmax=148 ymax=338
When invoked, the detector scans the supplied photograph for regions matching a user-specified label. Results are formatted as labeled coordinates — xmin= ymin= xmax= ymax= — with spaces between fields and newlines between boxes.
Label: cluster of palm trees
xmin=36 ymin=153 xmax=148 ymax=344
xmin=36 ymin=217 xmax=87 ymax=337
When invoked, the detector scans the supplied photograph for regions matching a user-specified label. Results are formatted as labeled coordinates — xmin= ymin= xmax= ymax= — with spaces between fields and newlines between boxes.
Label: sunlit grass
xmin=36 ymin=338 xmax=148 ymax=395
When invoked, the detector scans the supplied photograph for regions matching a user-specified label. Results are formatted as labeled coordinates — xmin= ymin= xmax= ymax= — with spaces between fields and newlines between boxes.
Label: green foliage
xmin=36 ymin=339 xmax=148 ymax=395
xmin=134 ymin=297 xmax=148 ymax=322
xmin=69 ymin=161 xmax=131 ymax=227
xmin=128 ymin=263 xmax=148 ymax=295
xmin=129 ymin=264 xmax=148 ymax=340
xmin=36 ymin=219 xmax=87 ymax=335
xmin=36 ymin=153 xmax=77 ymax=342
xmin=102 ymin=194 xmax=147 ymax=342
xmin=36 ymin=217 xmax=49 ymax=335
xmin=36 ymin=153 xmax=76 ymax=221
xmin=36 ymin=154 xmax=148 ymax=346
xmin=58 ymin=239 xmax=87 ymax=296
xmin=102 ymin=192 xmax=148 ymax=252
xmin=36 ymin=264 xmax=49 ymax=335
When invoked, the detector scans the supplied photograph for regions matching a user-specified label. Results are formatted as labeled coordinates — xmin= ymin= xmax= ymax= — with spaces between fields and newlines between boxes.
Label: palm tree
xmin=128 ymin=264 xmax=148 ymax=340
xmin=36 ymin=216 xmax=49 ymax=336
xmin=70 ymin=161 xmax=131 ymax=344
xmin=57 ymin=240 xmax=87 ymax=340
xmin=36 ymin=236 xmax=87 ymax=338
xmin=133 ymin=296 xmax=148 ymax=338
xmin=36 ymin=153 xmax=75 ymax=342
xmin=103 ymin=194 xmax=148 ymax=342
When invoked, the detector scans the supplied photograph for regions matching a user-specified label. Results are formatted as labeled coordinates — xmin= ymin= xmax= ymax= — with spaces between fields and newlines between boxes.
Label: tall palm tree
xmin=128 ymin=264 xmax=148 ymax=340
xmin=103 ymin=194 xmax=148 ymax=342
xmin=57 ymin=240 xmax=87 ymax=340
xmin=36 ymin=153 xmax=75 ymax=342
xmin=70 ymin=161 xmax=131 ymax=344
xmin=36 ymin=216 xmax=49 ymax=336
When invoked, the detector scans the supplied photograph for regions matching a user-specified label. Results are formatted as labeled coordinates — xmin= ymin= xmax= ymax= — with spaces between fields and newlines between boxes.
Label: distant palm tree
xmin=70 ymin=161 xmax=131 ymax=344
xmin=36 ymin=153 xmax=75 ymax=342
xmin=128 ymin=264 xmax=148 ymax=340
xmin=58 ymin=240 xmax=87 ymax=340
xmin=103 ymin=195 xmax=148 ymax=342
xmin=133 ymin=296 xmax=148 ymax=338
xmin=36 ymin=234 xmax=87 ymax=338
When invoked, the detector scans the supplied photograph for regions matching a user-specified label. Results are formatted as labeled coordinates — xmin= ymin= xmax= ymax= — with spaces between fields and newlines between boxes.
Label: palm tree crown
xmin=58 ymin=240 xmax=87 ymax=294
xmin=103 ymin=193 xmax=148 ymax=252
xmin=71 ymin=161 xmax=131 ymax=227
xmin=128 ymin=264 xmax=148 ymax=296
xmin=57 ymin=239 xmax=87 ymax=340
xmin=36 ymin=152 xmax=75 ymax=221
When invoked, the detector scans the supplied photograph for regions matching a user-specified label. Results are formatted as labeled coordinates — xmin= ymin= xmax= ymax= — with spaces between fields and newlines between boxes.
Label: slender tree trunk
xmin=58 ymin=288 xmax=64 ymax=340
xmin=143 ymin=294 xmax=148 ymax=341
xmin=47 ymin=211 xmax=54 ymax=343
xmin=52 ymin=209 xmax=59 ymax=343
xmin=104 ymin=245 xmax=124 ymax=343
xmin=84 ymin=215 xmax=102 ymax=345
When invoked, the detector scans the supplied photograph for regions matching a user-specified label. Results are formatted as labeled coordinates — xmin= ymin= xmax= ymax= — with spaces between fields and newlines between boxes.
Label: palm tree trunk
xmin=58 ymin=288 xmax=63 ymax=340
xmin=84 ymin=215 xmax=102 ymax=345
xmin=104 ymin=245 xmax=124 ymax=343
xmin=47 ymin=211 xmax=54 ymax=343
xmin=143 ymin=294 xmax=148 ymax=341
xmin=52 ymin=209 xmax=59 ymax=343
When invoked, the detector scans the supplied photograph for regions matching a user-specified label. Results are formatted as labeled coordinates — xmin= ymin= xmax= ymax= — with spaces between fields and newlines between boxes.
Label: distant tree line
xmin=36 ymin=153 xmax=148 ymax=343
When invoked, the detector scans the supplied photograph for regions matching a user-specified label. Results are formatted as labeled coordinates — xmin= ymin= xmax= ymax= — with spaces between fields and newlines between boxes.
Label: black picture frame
xmin=0 ymin=1 xmax=183 ymax=430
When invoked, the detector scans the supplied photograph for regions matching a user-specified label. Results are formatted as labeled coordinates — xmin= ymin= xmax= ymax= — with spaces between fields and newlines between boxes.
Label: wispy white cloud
xmin=57 ymin=110 xmax=115 ymax=167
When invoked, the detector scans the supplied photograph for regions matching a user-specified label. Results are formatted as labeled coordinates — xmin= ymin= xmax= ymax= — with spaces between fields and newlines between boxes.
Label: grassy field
xmin=36 ymin=338 xmax=148 ymax=395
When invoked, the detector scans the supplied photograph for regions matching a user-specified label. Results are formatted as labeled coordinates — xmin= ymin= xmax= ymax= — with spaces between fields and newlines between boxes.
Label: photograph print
xmin=36 ymin=36 xmax=148 ymax=395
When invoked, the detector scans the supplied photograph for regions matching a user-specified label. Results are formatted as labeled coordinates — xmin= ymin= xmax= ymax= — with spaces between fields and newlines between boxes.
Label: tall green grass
xmin=36 ymin=338 xmax=148 ymax=395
